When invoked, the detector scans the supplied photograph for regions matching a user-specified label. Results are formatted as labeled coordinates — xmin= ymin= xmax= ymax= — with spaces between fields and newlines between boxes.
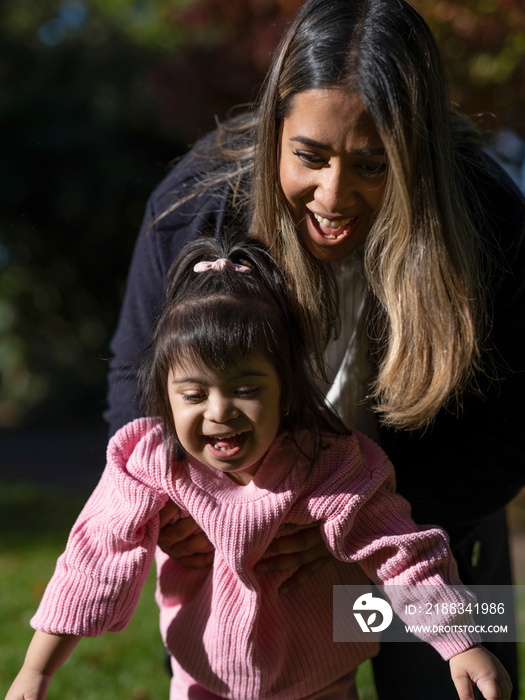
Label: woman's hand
xmin=449 ymin=645 xmax=512 ymax=700
xmin=158 ymin=503 xmax=214 ymax=567
xmin=255 ymin=522 xmax=331 ymax=594
xmin=158 ymin=504 xmax=331 ymax=591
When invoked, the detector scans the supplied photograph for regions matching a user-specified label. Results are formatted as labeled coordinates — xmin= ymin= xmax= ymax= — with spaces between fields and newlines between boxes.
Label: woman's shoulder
xmin=148 ymin=130 xmax=230 ymax=226
xmin=147 ymin=119 xmax=254 ymax=234
xmin=460 ymin=144 xmax=525 ymax=232
xmin=458 ymin=144 xmax=525 ymax=297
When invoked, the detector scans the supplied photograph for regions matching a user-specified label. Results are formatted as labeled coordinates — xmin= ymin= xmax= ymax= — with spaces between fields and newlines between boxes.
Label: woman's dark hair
xmin=155 ymin=0 xmax=488 ymax=430
xmin=252 ymin=0 xmax=488 ymax=429
xmin=139 ymin=234 xmax=348 ymax=461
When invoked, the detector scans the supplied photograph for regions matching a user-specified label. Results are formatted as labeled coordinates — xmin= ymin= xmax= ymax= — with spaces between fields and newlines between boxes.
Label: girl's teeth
xmin=210 ymin=432 xmax=240 ymax=450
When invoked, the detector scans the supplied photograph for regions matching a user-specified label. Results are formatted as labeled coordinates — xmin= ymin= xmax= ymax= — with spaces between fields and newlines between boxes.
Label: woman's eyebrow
xmin=289 ymin=136 xmax=385 ymax=157
xmin=289 ymin=135 xmax=330 ymax=149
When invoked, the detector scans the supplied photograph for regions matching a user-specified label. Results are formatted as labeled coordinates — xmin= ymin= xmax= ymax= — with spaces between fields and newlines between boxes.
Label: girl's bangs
xmin=161 ymin=297 xmax=288 ymax=376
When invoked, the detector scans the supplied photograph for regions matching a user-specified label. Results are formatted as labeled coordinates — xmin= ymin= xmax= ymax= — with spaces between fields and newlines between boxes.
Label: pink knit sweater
xmin=32 ymin=418 xmax=478 ymax=699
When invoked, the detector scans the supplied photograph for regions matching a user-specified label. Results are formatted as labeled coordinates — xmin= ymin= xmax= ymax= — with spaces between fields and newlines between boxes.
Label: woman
xmin=106 ymin=0 xmax=525 ymax=697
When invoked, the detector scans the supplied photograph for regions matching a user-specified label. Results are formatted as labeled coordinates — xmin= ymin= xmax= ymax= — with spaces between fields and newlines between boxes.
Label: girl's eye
xmin=181 ymin=393 xmax=206 ymax=403
xmin=293 ymin=150 xmax=326 ymax=167
xmin=235 ymin=387 xmax=260 ymax=398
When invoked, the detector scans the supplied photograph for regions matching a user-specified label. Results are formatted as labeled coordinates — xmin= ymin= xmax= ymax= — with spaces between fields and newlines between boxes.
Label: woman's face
xmin=279 ymin=88 xmax=387 ymax=262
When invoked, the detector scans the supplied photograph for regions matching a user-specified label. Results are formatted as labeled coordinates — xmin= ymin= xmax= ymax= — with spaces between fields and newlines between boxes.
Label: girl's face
xmin=279 ymin=88 xmax=387 ymax=263
xmin=167 ymin=356 xmax=282 ymax=485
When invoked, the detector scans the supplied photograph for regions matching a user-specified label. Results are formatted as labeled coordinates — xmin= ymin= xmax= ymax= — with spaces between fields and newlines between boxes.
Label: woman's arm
xmin=157 ymin=508 xmax=332 ymax=593
xmin=253 ymin=522 xmax=331 ymax=594
xmin=158 ymin=505 xmax=214 ymax=567
xmin=6 ymin=631 xmax=81 ymax=700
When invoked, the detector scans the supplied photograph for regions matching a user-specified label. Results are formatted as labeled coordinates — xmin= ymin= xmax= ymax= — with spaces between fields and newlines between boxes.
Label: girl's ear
xmin=280 ymin=383 xmax=291 ymax=417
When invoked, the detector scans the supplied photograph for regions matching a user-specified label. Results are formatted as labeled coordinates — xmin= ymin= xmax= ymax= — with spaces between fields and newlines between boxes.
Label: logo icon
xmin=352 ymin=592 xmax=393 ymax=633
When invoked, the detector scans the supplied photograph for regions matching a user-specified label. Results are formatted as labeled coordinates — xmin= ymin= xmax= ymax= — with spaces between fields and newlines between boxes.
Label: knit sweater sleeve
xmin=309 ymin=432 xmax=480 ymax=659
xmin=31 ymin=418 xmax=170 ymax=637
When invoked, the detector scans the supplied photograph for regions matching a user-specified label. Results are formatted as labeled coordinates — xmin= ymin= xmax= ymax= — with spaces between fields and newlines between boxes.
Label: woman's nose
xmin=315 ymin=167 xmax=357 ymax=213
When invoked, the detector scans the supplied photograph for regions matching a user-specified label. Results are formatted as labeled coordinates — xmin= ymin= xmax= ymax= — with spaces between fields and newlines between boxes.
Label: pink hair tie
xmin=193 ymin=258 xmax=251 ymax=273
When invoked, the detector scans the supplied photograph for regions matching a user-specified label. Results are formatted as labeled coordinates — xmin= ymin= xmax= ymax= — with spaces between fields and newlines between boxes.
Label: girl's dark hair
xmin=139 ymin=234 xmax=348 ymax=462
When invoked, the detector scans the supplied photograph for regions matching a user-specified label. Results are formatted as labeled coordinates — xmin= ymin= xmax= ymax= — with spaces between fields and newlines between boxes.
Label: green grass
xmin=1 ymin=480 xmax=523 ymax=699
xmin=0 ymin=481 xmax=170 ymax=700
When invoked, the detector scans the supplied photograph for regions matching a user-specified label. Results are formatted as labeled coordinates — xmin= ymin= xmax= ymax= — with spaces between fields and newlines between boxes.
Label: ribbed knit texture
xmin=32 ymin=418 xmax=479 ymax=699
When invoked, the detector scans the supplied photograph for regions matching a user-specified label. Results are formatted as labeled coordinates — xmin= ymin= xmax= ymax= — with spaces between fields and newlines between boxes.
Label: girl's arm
xmin=449 ymin=645 xmax=512 ymax=700
xmin=6 ymin=630 xmax=81 ymax=700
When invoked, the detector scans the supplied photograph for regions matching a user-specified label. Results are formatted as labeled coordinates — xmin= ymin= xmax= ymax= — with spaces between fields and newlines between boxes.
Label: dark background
xmin=1 ymin=0 xmax=524 ymax=443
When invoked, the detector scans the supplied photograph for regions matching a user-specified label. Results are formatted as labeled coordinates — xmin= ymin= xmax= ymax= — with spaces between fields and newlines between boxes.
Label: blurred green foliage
xmin=424 ymin=0 xmax=525 ymax=132
xmin=0 ymin=0 xmax=523 ymax=428
xmin=0 ymin=2 xmax=187 ymax=427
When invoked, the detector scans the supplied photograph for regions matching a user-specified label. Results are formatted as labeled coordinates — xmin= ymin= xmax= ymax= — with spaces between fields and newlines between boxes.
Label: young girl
xmin=8 ymin=237 xmax=511 ymax=700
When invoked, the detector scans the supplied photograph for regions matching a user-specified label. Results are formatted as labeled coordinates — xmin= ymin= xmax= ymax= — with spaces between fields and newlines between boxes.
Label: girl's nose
xmin=205 ymin=395 xmax=239 ymax=423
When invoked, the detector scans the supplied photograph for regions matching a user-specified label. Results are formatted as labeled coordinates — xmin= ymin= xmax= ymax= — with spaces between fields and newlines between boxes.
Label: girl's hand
xmin=254 ymin=522 xmax=331 ymax=594
xmin=6 ymin=631 xmax=80 ymax=700
xmin=449 ymin=645 xmax=512 ymax=700
xmin=6 ymin=668 xmax=51 ymax=700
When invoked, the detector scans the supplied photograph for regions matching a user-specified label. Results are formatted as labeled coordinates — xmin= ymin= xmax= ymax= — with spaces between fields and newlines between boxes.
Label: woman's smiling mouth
xmin=309 ymin=211 xmax=360 ymax=241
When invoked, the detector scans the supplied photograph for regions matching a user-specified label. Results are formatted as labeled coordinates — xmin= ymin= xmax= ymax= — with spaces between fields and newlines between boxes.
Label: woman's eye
xmin=293 ymin=150 xmax=326 ymax=167
xmin=358 ymin=161 xmax=387 ymax=177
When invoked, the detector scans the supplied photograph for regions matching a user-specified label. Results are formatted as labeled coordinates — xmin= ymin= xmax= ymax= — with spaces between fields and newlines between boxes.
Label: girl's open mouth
xmin=205 ymin=431 xmax=249 ymax=457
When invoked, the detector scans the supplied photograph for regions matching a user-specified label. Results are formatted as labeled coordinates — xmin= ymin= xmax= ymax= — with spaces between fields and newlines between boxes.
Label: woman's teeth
xmin=313 ymin=213 xmax=356 ymax=239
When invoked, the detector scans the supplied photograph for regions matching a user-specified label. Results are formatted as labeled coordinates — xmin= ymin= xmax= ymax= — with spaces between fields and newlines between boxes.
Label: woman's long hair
xmin=156 ymin=0 xmax=490 ymax=430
